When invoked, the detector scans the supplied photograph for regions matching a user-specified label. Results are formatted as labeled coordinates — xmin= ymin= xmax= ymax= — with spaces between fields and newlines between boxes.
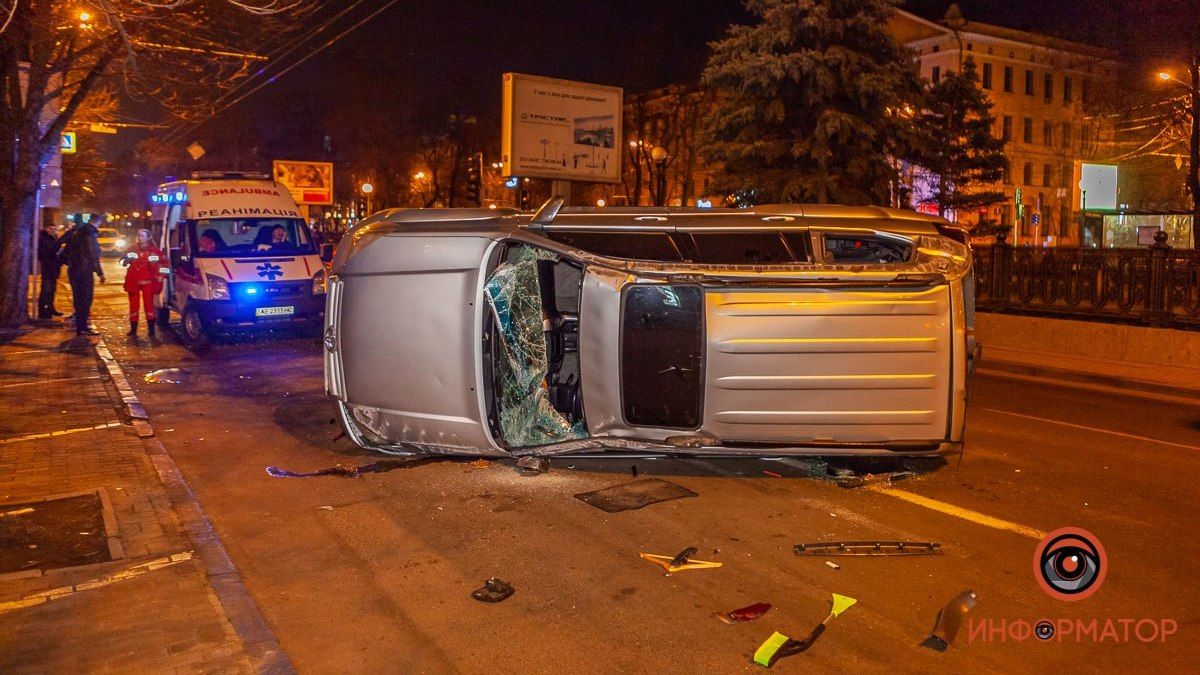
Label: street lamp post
xmin=1157 ymin=64 xmax=1200 ymax=248
xmin=650 ymin=145 xmax=669 ymax=207
xmin=360 ymin=181 xmax=374 ymax=216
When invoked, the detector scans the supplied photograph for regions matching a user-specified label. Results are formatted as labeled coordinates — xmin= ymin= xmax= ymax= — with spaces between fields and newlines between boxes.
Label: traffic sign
xmin=60 ymin=132 xmax=76 ymax=154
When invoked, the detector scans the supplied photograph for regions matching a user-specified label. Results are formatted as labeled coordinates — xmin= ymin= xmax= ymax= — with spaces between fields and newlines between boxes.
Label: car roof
xmin=361 ymin=204 xmax=949 ymax=237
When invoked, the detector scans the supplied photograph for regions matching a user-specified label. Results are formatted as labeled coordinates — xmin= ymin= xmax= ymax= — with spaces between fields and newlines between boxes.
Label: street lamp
xmin=360 ymin=181 xmax=374 ymax=215
xmin=1155 ymin=64 xmax=1200 ymax=248
xmin=650 ymin=145 xmax=669 ymax=207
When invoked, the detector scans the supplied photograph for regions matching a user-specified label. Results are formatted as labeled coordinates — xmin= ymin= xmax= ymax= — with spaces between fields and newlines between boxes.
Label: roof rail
xmin=529 ymin=195 xmax=566 ymax=227
xmin=189 ymin=171 xmax=271 ymax=181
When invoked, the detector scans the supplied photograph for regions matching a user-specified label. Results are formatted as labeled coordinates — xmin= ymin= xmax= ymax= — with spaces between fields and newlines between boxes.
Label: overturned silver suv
xmin=323 ymin=199 xmax=977 ymax=458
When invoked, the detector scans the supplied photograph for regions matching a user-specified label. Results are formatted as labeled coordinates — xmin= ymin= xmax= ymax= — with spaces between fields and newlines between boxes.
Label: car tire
xmin=180 ymin=305 xmax=211 ymax=348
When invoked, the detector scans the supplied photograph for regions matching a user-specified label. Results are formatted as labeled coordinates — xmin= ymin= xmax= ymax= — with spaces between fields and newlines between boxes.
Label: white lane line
xmin=0 ymin=421 xmax=124 ymax=446
xmin=0 ymin=375 xmax=101 ymax=389
xmin=868 ymin=486 xmax=1047 ymax=540
xmin=977 ymin=407 xmax=1200 ymax=451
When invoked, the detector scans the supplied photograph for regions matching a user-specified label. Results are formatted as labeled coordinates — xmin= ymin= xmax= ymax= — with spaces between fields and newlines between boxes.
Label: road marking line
xmin=0 ymin=375 xmax=101 ymax=389
xmin=0 ymin=552 xmax=193 ymax=613
xmin=869 ymin=486 xmax=1046 ymax=540
xmin=978 ymin=407 xmax=1200 ymax=451
xmin=0 ymin=421 xmax=124 ymax=446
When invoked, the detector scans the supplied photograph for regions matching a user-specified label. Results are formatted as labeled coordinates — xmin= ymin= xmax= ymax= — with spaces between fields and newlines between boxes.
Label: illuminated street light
xmin=413 ymin=171 xmax=427 ymax=180
xmin=359 ymin=182 xmax=373 ymax=194
xmin=650 ymin=145 xmax=669 ymax=207
xmin=596 ymin=198 xmax=606 ymax=207
xmin=1158 ymin=71 xmax=1173 ymax=82
xmin=79 ymin=10 xmax=91 ymax=21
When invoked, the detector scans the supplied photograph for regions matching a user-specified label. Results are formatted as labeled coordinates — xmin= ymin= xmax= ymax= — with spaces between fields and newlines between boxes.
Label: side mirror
xmin=319 ymin=243 xmax=335 ymax=263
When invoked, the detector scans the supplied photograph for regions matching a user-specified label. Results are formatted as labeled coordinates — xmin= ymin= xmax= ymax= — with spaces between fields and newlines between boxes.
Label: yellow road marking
xmin=869 ymin=486 xmax=1046 ymax=540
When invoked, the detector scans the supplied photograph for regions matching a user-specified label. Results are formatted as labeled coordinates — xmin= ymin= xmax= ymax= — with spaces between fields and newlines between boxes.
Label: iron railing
xmin=973 ymin=230 xmax=1200 ymax=329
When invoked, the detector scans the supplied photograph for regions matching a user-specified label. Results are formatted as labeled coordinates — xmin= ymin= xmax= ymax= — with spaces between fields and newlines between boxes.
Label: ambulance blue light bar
xmin=149 ymin=191 xmax=188 ymax=204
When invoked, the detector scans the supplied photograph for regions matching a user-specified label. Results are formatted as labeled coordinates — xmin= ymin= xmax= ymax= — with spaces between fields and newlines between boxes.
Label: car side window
xmin=822 ymin=233 xmax=913 ymax=264
xmin=688 ymin=232 xmax=796 ymax=264
xmin=542 ymin=231 xmax=683 ymax=262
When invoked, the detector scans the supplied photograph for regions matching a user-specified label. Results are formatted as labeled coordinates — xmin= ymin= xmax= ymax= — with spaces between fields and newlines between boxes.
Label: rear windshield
xmin=822 ymin=234 xmax=913 ymax=264
xmin=190 ymin=218 xmax=315 ymax=257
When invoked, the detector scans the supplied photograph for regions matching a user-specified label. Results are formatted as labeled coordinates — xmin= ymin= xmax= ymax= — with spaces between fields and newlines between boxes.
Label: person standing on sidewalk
xmin=37 ymin=221 xmax=64 ymax=319
xmin=60 ymin=217 xmax=106 ymax=336
xmin=120 ymin=229 xmax=165 ymax=336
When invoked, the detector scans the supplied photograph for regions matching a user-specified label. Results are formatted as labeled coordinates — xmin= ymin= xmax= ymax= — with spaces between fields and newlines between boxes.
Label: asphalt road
xmin=89 ymin=260 xmax=1199 ymax=673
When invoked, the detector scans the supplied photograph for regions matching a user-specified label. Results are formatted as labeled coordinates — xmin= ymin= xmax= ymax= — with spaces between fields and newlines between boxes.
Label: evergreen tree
xmin=914 ymin=58 xmax=1009 ymax=218
xmin=701 ymin=0 xmax=925 ymax=206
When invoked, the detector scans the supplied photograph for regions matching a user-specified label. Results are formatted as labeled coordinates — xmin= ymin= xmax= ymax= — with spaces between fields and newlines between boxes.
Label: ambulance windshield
xmin=190 ymin=218 xmax=316 ymax=257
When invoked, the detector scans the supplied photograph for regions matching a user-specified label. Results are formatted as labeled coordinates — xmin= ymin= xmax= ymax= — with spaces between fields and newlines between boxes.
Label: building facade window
xmin=1002 ymin=115 xmax=1012 ymax=141
xmin=1024 ymin=69 xmax=1034 ymax=95
xmin=1044 ymin=73 xmax=1053 ymax=102
xmin=1043 ymin=120 xmax=1053 ymax=146
xmin=1062 ymin=122 xmax=1072 ymax=148
xmin=1063 ymin=76 xmax=1073 ymax=104
xmin=1023 ymin=162 xmax=1033 ymax=185
xmin=1023 ymin=117 xmax=1033 ymax=143
xmin=982 ymin=63 xmax=993 ymax=89
xmin=1061 ymin=164 xmax=1073 ymax=190
xmin=1043 ymin=163 xmax=1052 ymax=187
xmin=1060 ymin=205 xmax=1071 ymax=237
xmin=931 ymin=65 xmax=940 ymax=83
xmin=1003 ymin=66 xmax=1014 ymax=92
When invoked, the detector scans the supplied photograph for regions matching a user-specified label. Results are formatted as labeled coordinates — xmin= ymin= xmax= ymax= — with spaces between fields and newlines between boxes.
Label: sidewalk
xmin=0 ymin=287 xmax=282 ymax=672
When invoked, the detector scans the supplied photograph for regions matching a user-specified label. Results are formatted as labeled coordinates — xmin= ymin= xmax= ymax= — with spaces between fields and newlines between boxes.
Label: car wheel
xmin=181 ymin=305 xmax=211 ymax=348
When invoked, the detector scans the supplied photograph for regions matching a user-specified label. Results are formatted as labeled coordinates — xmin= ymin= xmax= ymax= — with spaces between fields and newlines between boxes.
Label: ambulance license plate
xmin=256 ymin=306 xmax=294 ymax=317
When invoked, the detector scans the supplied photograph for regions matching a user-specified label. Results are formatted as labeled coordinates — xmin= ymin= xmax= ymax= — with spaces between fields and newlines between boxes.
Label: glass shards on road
xmin=574 ymin=478 xmax=697 ymax=513
xmin=143 ymin=368 xmax=188 ymax=384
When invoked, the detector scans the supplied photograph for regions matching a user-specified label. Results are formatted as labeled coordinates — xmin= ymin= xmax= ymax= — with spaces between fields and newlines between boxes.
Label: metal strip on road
xmin=0 ymin=421 xmax=124 ymax=446
xmin=868 ymin=486 xmax=1047 ymax=540
xmin=979 ymin=407 xmax=1200 ymax=451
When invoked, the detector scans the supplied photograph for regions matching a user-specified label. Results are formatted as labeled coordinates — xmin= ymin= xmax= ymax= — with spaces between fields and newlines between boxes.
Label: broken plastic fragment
xmin=471 ymin=577 xmax=515 ymax=603
xmin=516 ymin=456 xmax=549 ymax=475
xmin=920 ymin=589 xmax=977 ymax=652
xmin=793 ymin=541 xmax=942 ymax=556
xmin=752 ymin=594 xmax=856 ymax=667
xmin=825 ymin=561 xmax=840 ymax=570
xmin=714 ymin=602 xmax=771 ymax=624
xmin=639 ymin=550 xmax=723 ymax=574
xmin=144 ymin=368 xmax=187 ymax=384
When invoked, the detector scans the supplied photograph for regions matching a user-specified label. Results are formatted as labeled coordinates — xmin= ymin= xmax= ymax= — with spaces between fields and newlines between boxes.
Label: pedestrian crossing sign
xmin=60 ymin=132 xmax=76 ymax=154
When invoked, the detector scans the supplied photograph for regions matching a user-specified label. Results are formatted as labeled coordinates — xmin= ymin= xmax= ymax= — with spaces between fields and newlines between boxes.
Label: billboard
xmin=273 ymin=160 xmax=333 ymax=205
xmin=502 ymin=73 xmax=623 ymax=183
xmin=1079 ymin=163 xmax=1118 ymax=211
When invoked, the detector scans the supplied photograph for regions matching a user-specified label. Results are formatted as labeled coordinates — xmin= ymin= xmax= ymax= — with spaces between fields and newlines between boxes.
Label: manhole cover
xmin=0 ymin=491 xmax=114 ymax=575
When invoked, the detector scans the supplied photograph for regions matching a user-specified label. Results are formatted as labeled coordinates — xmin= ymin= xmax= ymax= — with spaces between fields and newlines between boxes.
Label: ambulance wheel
xmin=156 ymin=306 xmax=171 ymax=328
xmin=181 ymin=306 xmax=211 ymax=348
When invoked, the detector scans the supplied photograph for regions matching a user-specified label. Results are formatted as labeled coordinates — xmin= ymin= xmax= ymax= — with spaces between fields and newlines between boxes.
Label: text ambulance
xmin=149 ymin=172 xmax=326 ymax=346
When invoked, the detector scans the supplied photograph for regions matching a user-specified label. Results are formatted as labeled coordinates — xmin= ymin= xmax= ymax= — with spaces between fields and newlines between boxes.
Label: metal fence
xmin=973 ymin=230 xmax=1200 ymax=329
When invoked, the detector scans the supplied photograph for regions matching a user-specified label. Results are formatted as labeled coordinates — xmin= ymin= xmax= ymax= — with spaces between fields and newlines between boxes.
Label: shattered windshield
xmin=484 ymin=245 xmax=587 ymax=448
xmin=190 ymin=218 xmax=316 ymax=258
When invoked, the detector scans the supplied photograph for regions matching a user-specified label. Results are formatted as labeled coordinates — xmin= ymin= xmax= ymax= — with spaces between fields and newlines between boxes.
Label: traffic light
xmin=464 ymin=151 xmax=482 ymax=206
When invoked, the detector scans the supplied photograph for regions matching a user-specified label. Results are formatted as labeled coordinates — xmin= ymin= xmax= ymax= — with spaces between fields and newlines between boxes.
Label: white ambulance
xmin=149 ymin=172 xmax=328 ymax=346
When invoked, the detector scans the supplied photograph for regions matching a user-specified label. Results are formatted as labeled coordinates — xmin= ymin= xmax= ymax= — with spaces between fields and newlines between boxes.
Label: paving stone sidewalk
xmin=0 ymin=291 xmax=275 ymax=673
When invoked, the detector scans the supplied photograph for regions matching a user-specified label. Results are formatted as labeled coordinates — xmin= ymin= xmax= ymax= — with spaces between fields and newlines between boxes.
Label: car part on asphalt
xmin=573 ymin=478 xmax=697 ymax=513
xmin=471 ymin=577 xmax=515 ymax=603
xmin=752 ymin=594 xmax=857 ymax=667
xmin=638 ymin=549 xmax=723 ymax=574
xmin=793 ymin=541 xmax=942 ymax=556
xmin=264 ymin=458 xmax=431 ymax=478
xmin=920 ymin=590 xmax=978 ymax=652
xmin=483 ymin=246 xmax=587 ymax=448
xmin=825 ymin=561 xmax=840 ymax=570
xmin=516 ymin=456 xmax=550 ymax=475
xmin=835 ymin=470 xmax=915 ymax=489
xmin=143 ymin=368 xmax=188 ymax=384
xmin=714 ymin=602 xmax=772 ymax=625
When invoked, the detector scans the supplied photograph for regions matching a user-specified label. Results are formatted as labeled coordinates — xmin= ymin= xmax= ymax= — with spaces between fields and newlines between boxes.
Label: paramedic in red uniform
xmin=121 ymin=229 xmax=165 ymax=336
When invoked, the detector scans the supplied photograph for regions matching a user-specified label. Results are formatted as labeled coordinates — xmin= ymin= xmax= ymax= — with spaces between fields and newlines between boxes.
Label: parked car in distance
xmin=96 ymin=227 xmax=125 ymax=255
xmin=324 ymin=199 xmax=978 ymax=459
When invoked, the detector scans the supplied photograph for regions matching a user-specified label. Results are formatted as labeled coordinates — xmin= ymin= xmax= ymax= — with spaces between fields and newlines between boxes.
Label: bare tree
xmin=0 ymin=0 xmax=312 ymax=326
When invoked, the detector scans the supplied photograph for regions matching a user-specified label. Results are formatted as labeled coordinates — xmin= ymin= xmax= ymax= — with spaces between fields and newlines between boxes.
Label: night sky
xmin=160 ymin=0 xmax=1162 ymax=165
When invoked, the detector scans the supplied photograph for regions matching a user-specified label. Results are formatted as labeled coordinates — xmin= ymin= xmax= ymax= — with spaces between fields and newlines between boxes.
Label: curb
xmin=93 ymin=338 xmax=295 ymax=674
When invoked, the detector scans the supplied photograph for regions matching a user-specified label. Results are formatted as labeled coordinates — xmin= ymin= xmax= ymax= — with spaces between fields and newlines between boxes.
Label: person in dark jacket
xmin=37 ymin=222 xmax=63 ymax=319
xmin=60 ymin=219 xmax=106 ymax=336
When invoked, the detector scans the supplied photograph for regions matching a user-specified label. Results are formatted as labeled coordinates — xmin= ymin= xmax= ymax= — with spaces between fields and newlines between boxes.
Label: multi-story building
xmin=890 ymin=5 xmax=1121 ymax=245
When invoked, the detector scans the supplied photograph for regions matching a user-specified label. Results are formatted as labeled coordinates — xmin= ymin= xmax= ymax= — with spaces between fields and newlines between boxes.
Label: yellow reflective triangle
xmin=830 ymin=593 xmax=857 ymax=617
